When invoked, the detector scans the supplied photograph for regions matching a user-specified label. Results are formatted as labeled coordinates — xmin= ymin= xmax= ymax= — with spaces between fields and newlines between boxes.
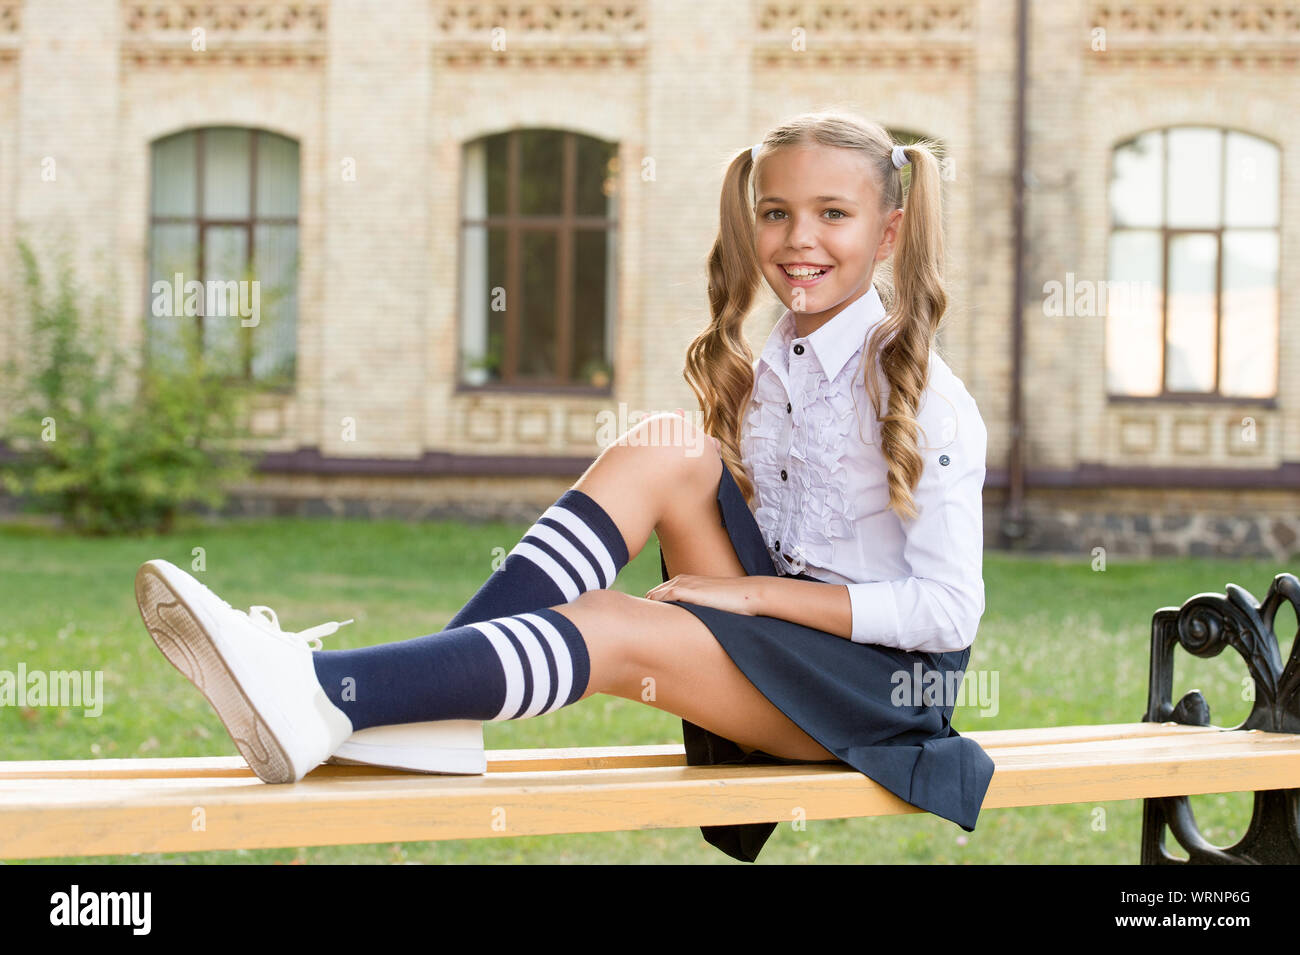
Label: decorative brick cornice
xmin=432 ymin=0 xmax=646 ymax=69
xmin=752 ymin=1 xmax=974 ymax=71
xmin=1086 ymin=1 xmax=1300 ymax=70
xmin=120 ymin=0 xmax=327 ymax=68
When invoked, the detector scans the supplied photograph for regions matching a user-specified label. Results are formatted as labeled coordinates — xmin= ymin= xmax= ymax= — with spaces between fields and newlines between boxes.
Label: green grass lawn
xmin=1 ymin=515 xmax=1294 ymax=864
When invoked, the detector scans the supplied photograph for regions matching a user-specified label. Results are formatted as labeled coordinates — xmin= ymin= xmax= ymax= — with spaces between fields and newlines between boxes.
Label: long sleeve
xmin=845 ymin=384 xmax=988 ymax=654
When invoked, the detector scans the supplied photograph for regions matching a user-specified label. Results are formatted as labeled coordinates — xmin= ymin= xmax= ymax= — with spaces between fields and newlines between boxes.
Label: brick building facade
xmin=0 ymin=0 xmax=1296 ymax=558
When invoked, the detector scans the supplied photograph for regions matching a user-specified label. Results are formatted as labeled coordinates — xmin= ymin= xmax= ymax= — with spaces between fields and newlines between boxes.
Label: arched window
xmin=459 ymin=129 xmax=619 ymax=389
xmin=1107 ymin=127 xmax=1279 ymax=398
xmin=147 ymin=127 xmax=300 ymax=386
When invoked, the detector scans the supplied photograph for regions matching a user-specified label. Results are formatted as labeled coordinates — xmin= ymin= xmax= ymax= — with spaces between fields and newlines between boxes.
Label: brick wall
xmin=0 ymin=0 xmax=1294 ymax=558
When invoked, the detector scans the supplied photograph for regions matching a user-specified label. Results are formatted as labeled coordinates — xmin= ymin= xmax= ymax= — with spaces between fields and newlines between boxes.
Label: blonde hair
xmin=683 ymin=110 xmax=947 ymax=522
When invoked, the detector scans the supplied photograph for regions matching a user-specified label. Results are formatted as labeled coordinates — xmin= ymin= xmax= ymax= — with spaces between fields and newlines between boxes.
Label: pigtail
xmin=866 ymin=138 xmax=948 ymax=522
xmin=683 ymin=147 xmax=764 ymax=505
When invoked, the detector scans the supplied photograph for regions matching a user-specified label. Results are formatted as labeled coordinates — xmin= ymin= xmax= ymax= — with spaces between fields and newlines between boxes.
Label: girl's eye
xmin=761 ymin=209 xmax=847 ymax=220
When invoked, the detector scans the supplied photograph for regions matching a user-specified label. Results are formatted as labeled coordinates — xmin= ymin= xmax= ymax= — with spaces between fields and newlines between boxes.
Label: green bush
xmin=0 ymin=238 xmax=259 ymax=535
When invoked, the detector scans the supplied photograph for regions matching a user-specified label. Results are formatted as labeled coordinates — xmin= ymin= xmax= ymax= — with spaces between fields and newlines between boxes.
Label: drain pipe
xmin=1001 ymin=0 xmax=1029 ymax=546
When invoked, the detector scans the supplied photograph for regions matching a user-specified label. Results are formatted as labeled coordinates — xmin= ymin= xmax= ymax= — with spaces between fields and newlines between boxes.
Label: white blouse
xmin=739 ymin=283 xmax=988 ymax=654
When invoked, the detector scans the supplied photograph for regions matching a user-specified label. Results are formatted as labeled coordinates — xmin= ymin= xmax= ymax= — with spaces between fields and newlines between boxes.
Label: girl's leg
xmin=314 ymin=587 xmax=836 ymax=759
xmin=573 ymin=413 xmax=747 ymax=581
xmin=526 ymin=413 xmax=829 ymax=759
xmin=555 ymin=589 xmax=837 ymax=761
xmin=550 ymin=414 xmax=830 ymax=759
xmin=315 ymin=412 xmax=833 ymax=759
xmin=444 ymin=413 xmax=740 ymax=630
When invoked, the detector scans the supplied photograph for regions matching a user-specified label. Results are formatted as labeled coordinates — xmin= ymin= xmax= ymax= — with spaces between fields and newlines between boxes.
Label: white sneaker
xmin=327 ymin=720 xmax=487 ymax=774
xmin=134 ymin=558 xmax=355 ymax=784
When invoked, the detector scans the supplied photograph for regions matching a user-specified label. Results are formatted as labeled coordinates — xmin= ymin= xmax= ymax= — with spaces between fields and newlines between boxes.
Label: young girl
xmin=134 ymin=109 xmax=994 ymax=864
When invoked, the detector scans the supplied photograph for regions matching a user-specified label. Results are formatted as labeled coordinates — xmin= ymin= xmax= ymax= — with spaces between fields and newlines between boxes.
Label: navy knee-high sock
xmin=311 ymin=607 xmax=591 ymax=730
xmin=444 ymin=488 xmax=629 ymax=631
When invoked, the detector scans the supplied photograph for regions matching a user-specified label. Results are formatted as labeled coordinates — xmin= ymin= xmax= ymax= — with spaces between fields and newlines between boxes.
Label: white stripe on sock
xmin=507 ymin=541 xmax=580 ymax=602
xmin=520 ymin=612 xmax=575 ymax=714
xmin=494 ymin=616 xmax=554 ymax=719
xmin=521 ymin=522 xmax=601 ymax=591
xmin=470 ymin=620 xmax=526 ymax=721
xmin=538 ymin=505 xmax=618 ymax=587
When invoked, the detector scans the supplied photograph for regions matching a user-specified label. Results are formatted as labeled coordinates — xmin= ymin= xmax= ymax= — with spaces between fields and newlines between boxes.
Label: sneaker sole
xmin=327 ymin=720 xmax=487 ymax=774
xmin=135 ymin=561 xmax=296 ymax=784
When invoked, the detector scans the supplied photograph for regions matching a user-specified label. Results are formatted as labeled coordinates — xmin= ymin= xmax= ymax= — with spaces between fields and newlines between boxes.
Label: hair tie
xmin=750 ymin=142 xmax=762 ymax=162
xmin=891 ymin=144 xmax=910 ymax=169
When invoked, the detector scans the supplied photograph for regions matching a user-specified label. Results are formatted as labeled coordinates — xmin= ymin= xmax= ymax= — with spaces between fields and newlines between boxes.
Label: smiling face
xmin=754 ymin=143 xmax=902 ymax=326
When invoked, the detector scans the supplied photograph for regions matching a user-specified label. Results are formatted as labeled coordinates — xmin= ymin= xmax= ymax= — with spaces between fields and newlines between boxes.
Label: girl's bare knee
xmin=618 ymin=413 xmax=721 ymax=486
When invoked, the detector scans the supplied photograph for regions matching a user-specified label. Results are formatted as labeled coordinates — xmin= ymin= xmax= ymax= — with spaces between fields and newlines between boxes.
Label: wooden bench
xmin=3 ymin=573 xmax=1299 ymax=863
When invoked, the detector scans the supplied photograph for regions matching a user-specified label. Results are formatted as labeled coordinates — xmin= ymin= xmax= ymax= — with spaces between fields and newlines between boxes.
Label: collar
xmin=757 ymin=284 xmax=888 ymax=382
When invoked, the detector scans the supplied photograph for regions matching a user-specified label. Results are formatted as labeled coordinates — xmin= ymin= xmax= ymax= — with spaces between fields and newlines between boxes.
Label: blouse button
xmin=940 ymin=454 xmax=950 ymax=466
xmin=780 ymin=468 xmax=787 ymax=481
xmin=792 ymin=343 xmax=804 ymax=355
xmin=786 ymin=402 xmax=792 ymax=414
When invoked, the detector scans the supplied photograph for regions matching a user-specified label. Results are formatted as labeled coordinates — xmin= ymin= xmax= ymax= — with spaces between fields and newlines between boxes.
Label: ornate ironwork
xmin=1141 ymin=572 xmax=1300 ymax=864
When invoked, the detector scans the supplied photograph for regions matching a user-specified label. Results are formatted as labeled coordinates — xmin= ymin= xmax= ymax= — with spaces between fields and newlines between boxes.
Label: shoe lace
xmin=229 ymin=601 xmax=354 ymax=651
xmin=243 ymin=606 xmax=354 ymax=651
xmin=193 ymin=576 xmax=355 ymax=650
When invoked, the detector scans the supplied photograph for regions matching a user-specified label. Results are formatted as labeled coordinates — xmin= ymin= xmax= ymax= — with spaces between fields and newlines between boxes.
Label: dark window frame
xmin=146 ymin=126 xmax=300 ymax=391
xmin=1106 ymin=125 xmax=1281 ymax=404
xmin=456 ymin=128 xmax=619 ymax=395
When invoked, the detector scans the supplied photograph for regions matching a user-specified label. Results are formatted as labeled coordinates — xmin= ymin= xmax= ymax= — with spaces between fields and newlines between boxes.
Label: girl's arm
xmin=755 ymin=576 xmax=854 ymax=639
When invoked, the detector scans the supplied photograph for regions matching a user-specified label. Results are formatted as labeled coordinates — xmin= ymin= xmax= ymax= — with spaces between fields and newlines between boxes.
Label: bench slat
xmin=0 ymin=745 xmax=693 ymax=780
xmin=2 ymin=724 xmax=1298 ymax=859
xmin=0 ymin=722 xmax=1221 ymax=780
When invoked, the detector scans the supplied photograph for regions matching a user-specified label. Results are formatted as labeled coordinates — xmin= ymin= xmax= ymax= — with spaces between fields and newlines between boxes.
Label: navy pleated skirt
xmin=656 ymin=462 xmax=995 ymax=863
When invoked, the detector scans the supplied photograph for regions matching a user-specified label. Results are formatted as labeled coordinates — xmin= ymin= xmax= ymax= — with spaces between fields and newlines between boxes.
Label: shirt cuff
xmin=847 ymin=581 xmax=902 ymax=647
xmin=846 ymin=580 xmax=979 ymax=653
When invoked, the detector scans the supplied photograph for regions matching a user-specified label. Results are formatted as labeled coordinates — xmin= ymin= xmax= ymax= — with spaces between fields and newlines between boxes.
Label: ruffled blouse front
xmin=736 ymin=284 xmax=989 ymax=654
xmin=741 ymin=296 xmax=889 ymax=579
xmin=743 ymin=365 xmax=875 ymax=575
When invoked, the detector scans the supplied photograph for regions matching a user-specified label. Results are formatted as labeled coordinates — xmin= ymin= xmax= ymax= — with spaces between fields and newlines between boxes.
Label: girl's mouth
xmin=779 ymin=265 xmax=833 ymax=287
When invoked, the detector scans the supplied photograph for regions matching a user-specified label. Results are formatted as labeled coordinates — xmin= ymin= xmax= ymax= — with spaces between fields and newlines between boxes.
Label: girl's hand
xmin=645 ymin=574 xmax=765 ymax=616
